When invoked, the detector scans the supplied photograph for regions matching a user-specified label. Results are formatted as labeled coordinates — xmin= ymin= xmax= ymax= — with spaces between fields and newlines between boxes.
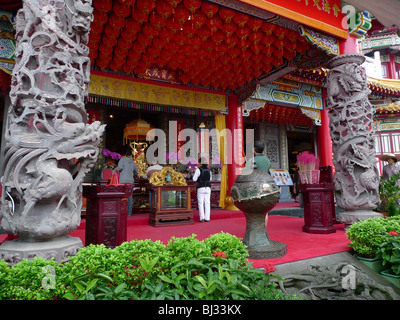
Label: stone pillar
xmin=0 ymin=0 xmax=105 ymax=264
xmin=326 ymin=54 xmax=381 ymax=228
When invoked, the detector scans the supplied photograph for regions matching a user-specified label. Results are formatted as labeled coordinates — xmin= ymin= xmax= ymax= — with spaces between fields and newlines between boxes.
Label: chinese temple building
xmin=0 ymin=0 xmax=399 ymax=212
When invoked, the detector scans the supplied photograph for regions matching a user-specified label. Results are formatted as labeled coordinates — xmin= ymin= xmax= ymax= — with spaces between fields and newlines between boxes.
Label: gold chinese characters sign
xmin=89 ymin=72 xmax=226 ymax=111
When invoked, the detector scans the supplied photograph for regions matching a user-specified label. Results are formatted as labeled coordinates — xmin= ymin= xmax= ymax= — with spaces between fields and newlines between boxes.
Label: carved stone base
xmin=337 ymin=210 xmax=383 ymax=229
xmin=247 ymin=240 xmax=287 ymax=260
xmin=0 ymin=235 xmax=82 ymax=265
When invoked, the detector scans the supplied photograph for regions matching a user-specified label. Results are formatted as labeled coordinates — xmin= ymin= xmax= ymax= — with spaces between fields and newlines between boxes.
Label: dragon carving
xmin=326 ymin=54 xmax=380 ymax=213
xmin=0 ymin=0 xmax=105 ymax=240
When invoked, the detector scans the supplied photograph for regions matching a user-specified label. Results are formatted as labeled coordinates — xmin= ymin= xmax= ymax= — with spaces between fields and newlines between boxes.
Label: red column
xmin=317 ymin=89 xmax=333 ymax=167
xmin=226 ymin=94 xmax=244 ymax=191
xmin=339 ymin=34 xmax=359 ymax=54
xmin=388 ymin=53 xmax=397 ymax=79
xmin=225 ymin=94 xmax=243 ymax=210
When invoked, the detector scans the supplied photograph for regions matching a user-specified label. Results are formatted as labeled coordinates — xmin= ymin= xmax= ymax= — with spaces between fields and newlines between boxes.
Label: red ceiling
xmin=247 ymin=104 xmax=314 ymax=127
xmin=89 ymin=0 xmax=312 ymax=92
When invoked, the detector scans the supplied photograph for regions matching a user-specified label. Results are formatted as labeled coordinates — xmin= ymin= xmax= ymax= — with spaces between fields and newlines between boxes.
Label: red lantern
xmin=225 ymin=34 xmax=238 ymax=48
xmin=168 ymin=41 xmax=180 ymax=53
xmin=152 ymin=37 xmax=164 ymax=49
xmin=94 ymin=0 xmax=113 ymax=12
xmin=165 ymin=0 xmax=182 ymax=8
xmin=102 ymin=34 xmax=118 ymax=46
xmin=118 ymin=36 xmax=133 ymax=49
xmin=142 ymin=23 xmax=158 ymax=39
xmin=89 ymin=31 xmax=102 ymax=43
xmin=98 ymin=49 xmax=113 ymax=61
xmin=202 ymin=38 xmax=214 ymax=52
xmin=192 ymin=11 xmax=207 ymax=28
xmin=183 ymin=21 xmax=196 ymax=38
xmin=123 ymin=63 xmax=136 ymax=74
xmin=108 ymin=13 xmax=126 ymax=29
xmin=90 ymin=22 xmax=104 ymax=34
xmin=189 ymin=35 xmax=202 ymax=49
xmin=159 ymin=28 xmax=174 ymax=42
xmin=114 ymin=46 xmax=129 ymax=58
xmin=156 ymin=0 xmax=174 ymax=19
xmin=250 ymin=30 xmax=264 ymax=44
xmin=96 ymin=57 xmax=110 ymax=70
xmin=201 ymin=2 xmax=219 ymax=18
xmin=206 ymin=15 xmax=222 ymax=32
xmin=166 ymin=16 xmax=181 ymax=33
xmin=119 ymin=0 xmax=136 ymax=5
xmin=128 ymin=50 xmax=142 ymax=61
xmin=230 ymin=47 xmax=241 ymax=59
xmin=125 ymin=17 xmax=142 ymax=33
xmin=174 ymin=30 xmax=188 ymax=46
xmin=93 ymin=9 xmax=108 ymax=25
xmin=248 ymin=18 xmax=263 ymax=32
xmin=219 ymin=7 xmax=236 ymax=23
xmin=233 ymin=12 xmax=249 ymax=27
xmin=214 ymin=43 xmax=228 ymax=55
xmin=138 ymin=32 xmax=152 ymax=46
xmin=222 ymin=22 xmax=237 ymax=36
xmin=132 ymin=8 xmax=149 ymax=24
xmin=262 ymin=22 xmax=276 ymax=35
xmin=212 ymin=29 xmax=225 ymax=45
xmin=136 ymin=0 xmax=156 ymax=14
xmin=236 ymin=26 xmax=250 ymax=40
xmin=113 ymin=1 xmax=131 ymax=17
xmin=104 ymin=24 xmax=120 ymax=38
xmin=184 ymin=0 xmax=201 ymax=13
xmin=174 ymin=4 xmax=190 ymax=24
xmin=198 ymin=26 xmax=210 ymax=41
xmin=121 ymin=28 xmax=138 ymax=41
xmin=132 ymin=41 xmax=147 ymax=53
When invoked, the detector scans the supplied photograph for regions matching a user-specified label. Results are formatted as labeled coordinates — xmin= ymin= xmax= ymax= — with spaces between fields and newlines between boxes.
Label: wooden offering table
xmin=146 ymin=183 xmax=193 ymax=226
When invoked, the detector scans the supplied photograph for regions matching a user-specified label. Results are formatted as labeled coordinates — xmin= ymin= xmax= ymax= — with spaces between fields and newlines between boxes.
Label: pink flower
xmin=212 ymin=251 xmax=227 ymax=258
xmin=264 ymin=262 xmax=277 ymax=274
xmin=388 ymin=231 xmax=399 ymax=236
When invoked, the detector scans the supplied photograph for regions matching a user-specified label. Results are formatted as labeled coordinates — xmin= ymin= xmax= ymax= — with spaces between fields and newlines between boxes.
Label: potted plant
xmin=376 ymin=173 xmax=400 ymax=217
xmin=346 ymin=216 xmax=400 ymax=272
xmin=376 ymin=231 xmax=400 ymax=287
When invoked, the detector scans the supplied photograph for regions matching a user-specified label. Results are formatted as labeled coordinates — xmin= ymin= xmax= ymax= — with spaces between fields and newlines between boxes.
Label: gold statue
xmin=130 ymin=141 xmax=149 ymax=178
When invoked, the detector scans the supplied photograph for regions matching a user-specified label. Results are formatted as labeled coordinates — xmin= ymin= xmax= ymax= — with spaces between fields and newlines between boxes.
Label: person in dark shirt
xmin=193 ymin=158 xmax=212 ymax=222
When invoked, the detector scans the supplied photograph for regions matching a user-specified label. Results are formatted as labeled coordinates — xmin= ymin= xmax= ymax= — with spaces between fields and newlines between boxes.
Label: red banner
xmin=239 ymin=0 xmax=347 ymax=38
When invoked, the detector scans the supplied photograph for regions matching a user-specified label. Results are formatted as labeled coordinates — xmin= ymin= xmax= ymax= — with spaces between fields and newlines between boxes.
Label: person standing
xmin=193 ymin=158 xmax=212 ymax=222
xmin=381 ymin=153 xmax=400 ymax=180
xmin=115 ymin=149 xmax=139 ymax=216
xmin=243 ymin=140 xmax=271 ymax=174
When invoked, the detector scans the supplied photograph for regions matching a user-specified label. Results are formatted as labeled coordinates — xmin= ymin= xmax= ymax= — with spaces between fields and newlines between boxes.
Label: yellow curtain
xmin=215 ymin=114 xmax=227 ymax=209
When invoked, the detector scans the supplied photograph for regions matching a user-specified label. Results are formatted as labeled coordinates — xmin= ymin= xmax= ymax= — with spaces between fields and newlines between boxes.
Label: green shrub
xmin=111 ymin=239 xmax=169 ymax=288
xmin=376 ymin=231 xmax=400 ymax=275
xmin=0 ymin=232 xmax=300 ymax=300
xmin=346 ymin=216 xmax=400 ymax=258
xmin=165 ymin=234 xmax=211 ymax=273
xmin=0 ymin=257 xmax=61 ymax=300
xmin=205 ymin=232 xmax=248 ymax=263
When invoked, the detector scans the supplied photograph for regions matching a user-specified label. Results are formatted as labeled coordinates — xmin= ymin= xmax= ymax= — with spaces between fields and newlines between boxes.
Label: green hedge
xmin=0 ymin=232 xmax=300 ymax=301
xmin=346 ymin=216 xmax=400 ymax=258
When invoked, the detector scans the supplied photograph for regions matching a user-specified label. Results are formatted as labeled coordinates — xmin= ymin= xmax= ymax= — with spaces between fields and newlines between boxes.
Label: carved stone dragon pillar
xmin=0 ymin=0 xmax=105 ymax=264
xmin=326 ymin=54 xmax=382 ymax=228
